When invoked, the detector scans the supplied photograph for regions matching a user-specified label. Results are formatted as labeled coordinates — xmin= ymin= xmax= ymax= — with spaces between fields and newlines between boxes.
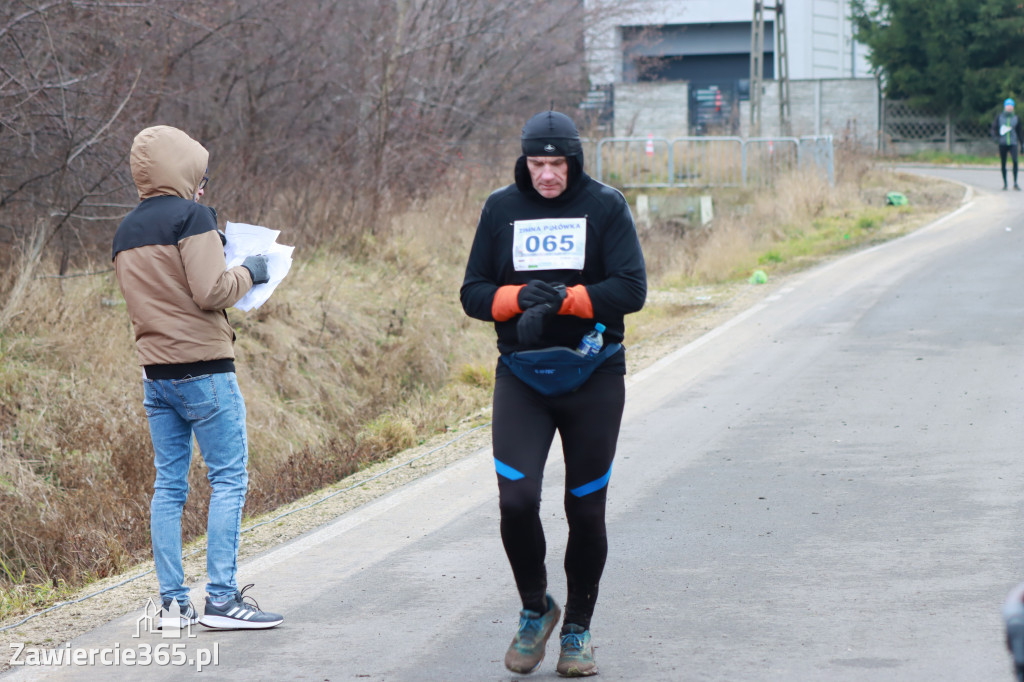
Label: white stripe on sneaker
xmin=199 ymin=612 xmax=284 ymax=629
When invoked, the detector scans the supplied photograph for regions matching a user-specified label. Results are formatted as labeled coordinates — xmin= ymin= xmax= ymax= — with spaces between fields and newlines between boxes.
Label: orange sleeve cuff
xmin=558 ymin=285 xmax=594 ymax=319
xmin=492 ymin=284 xmax=525 ymax=321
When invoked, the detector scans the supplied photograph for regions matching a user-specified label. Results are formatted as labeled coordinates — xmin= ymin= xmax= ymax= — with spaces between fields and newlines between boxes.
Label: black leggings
xmin=492 ymin=371 xmax=625 ymax=630
xmin=1001 ymin=144 xmax=1019 ymax=185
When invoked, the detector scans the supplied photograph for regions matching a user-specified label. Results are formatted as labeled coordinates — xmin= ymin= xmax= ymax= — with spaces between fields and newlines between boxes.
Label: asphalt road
xmin=6 ymin=166 xmax=1024 ymax=681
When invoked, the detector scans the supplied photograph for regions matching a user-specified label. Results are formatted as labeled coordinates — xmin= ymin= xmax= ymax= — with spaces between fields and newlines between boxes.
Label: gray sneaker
xmin=199 ymin=584 xmax=283 ymax=630
xmin=504 ymin=594 xmax=561 ymax=674
xmin=1004 ymin=583 xmax=1024 ymax=681
xmin=556 ymin=624 xmax=598 ymax=677
xmin=159 ymin=598 xmax=199 ymax=630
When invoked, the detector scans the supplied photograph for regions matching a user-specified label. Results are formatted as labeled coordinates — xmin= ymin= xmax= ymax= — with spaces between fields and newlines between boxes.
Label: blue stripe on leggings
xmin=570 ymin=464 xmax=613 ymax=497
xmin=494 ymin=458 xmax=525 ymax=481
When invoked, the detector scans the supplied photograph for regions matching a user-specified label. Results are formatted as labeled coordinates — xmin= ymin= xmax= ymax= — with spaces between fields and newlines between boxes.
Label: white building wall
xmin=788 ymin=0 xmax=872 ymax=79
xmin=585 ymin=0 xmax=872 ymax=86
xmin=585 ymin=0 xmax=753 ymax=85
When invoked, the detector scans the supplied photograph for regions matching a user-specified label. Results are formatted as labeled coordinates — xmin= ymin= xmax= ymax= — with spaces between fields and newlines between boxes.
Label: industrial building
xmin=583 ymin=0 xmax=874 ymax=138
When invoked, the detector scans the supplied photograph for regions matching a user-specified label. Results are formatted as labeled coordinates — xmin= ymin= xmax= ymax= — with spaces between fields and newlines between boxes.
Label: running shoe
xmin=556 ymin=624 xmax=598 ymax=677
xmin=199 ymin=584 xmax=284 ymax=630
xmin=1005 ymin=583 xmax=1024 ymax=681
xmin=159 ymin=598 xmax=199 ymax=630
xmin=504 ymin=594 xmax=561 ymax=674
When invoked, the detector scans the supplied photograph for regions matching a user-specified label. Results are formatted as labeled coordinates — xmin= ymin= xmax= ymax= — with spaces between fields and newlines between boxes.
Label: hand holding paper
xmin=224 ymin=221 xmax=294 ymax=311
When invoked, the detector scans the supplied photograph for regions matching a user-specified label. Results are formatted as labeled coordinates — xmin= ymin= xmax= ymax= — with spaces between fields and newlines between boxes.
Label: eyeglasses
xmin=198 ymin=174 xmax=209 ymax=191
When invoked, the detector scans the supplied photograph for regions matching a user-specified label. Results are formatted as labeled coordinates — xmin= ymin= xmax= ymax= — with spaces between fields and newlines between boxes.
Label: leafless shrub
xmin=1 ymin=0 xmax=619 ymax=318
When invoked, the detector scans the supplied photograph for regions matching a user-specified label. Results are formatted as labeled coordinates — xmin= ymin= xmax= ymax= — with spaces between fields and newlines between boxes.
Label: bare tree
xmin=0 ymin=0 xmax=638 ymax=324
xmin=0 ymin=1 xmax=175 ymax=326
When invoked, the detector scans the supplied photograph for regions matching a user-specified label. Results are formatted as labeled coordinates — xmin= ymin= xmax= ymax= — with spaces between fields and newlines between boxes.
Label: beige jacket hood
xmin=115 ymin=125 xmax=253 ymax=369
xmin=130 ymin=125 xmax=208 ymax=200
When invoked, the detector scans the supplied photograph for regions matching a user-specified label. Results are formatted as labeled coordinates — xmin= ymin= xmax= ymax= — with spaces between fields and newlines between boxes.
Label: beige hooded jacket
xmin=113 ymin=125 xmax=253 ymax=370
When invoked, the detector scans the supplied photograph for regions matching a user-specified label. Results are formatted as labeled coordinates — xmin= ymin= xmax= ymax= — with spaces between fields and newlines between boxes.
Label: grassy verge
xmin=0 ymin=156 xmax=963 ymax=622
xmin=898 ymin=149 xmax=1000 ymax=166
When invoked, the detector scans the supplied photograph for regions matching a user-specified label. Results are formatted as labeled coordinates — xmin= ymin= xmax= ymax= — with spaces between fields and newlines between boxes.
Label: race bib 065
xmin=512 ymin=218 xmax=586 ymax=271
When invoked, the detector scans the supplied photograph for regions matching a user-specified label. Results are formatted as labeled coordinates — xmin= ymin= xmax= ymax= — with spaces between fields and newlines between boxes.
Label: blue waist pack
xmin=500 ymin=343 xmax=622 ymax=397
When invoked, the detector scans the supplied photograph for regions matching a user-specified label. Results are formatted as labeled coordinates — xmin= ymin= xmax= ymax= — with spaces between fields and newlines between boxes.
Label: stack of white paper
xmin=223 ymin=221 xmax=295 ymax=311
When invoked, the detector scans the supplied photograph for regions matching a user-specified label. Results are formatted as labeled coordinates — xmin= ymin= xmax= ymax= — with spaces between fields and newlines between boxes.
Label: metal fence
xmin=673 ymin=137 xmax=745 ymax=187
xmin=594 ymin=135 xmax=834 ymax=189
xmin=797 ymin=135 xmax=835 ymax=183
xmin=881 ymin=99 xmax=990 ymax=155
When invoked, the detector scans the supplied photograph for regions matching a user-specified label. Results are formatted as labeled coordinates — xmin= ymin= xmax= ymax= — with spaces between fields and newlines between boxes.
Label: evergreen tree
xmin=851 ymin=0 xmax=1024 ymax=124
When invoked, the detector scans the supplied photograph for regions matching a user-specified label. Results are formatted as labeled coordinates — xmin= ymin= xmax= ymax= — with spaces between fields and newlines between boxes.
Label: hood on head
xmin=515 ymin=110 xmax=585 ymax=198
xmin=130 ymin=125 xmax=209 ymax=200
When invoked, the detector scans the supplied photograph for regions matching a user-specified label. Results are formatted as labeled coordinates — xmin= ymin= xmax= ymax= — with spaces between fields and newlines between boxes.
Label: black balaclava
xmin=514 ymin=110 xmax=585 ymax=200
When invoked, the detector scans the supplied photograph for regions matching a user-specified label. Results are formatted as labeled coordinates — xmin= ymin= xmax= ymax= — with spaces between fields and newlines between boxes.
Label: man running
xmin=992 ymin=98 xmax=1023 ymax=191
xmin=461 ymin=111 xmax=646 ymax=676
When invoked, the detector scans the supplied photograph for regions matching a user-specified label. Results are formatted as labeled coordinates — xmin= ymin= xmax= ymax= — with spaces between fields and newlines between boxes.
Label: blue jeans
xmin=143 ymin=372 xmax=249 ymax=604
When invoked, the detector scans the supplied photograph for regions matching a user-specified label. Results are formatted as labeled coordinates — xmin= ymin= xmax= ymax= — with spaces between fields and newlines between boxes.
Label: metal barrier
xmin=744 ymin=137 xmax=799 ymax=187
xmin=596 ymin=137 xmax=674 ymax=188
xmin=672 ymin=137 xmax=744 ymax=187
xmin=798 ymin=135 xmax=835 ymax=186
xmin=594 ymin=135 xmax=834 ymax=189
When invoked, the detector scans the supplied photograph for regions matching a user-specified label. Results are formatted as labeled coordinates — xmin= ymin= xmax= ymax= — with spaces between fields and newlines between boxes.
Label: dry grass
xmin=634 ymin=153 xmax=961 ymax=292
xmin=0 ymin=154 xmax=962 ymax=619
xmin=625 ymin=151 xmax=963 ymax=348
xmin=0 ymin=166 xmax=499 ymax=613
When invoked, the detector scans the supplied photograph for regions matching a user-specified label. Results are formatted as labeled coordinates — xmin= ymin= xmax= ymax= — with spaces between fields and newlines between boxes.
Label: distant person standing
xmin=992 ymin=98 xmax=1023 ymax=191
xmin=461 ymin=111 xmax=646 ymax=676
xmin=113 ymin=125 xmax=283 ymax=631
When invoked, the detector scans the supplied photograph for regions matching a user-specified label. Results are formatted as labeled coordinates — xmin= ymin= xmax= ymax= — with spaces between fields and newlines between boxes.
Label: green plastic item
xmin=886 ymin=192 xmax=908 ymax=206
xmin=749 ymin=269 xmax=768 ymax=284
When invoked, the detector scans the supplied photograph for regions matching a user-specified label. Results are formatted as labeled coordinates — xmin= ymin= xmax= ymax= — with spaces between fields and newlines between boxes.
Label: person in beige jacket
xmin=113 ymin=125 xmax=282 ymax=630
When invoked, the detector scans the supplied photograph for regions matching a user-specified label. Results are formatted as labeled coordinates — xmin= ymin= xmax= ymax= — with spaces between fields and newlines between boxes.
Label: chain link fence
xmin=594 ymin=136 xmax=834 ymax=189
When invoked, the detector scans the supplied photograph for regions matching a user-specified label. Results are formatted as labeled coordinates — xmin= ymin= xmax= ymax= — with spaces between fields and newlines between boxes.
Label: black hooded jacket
xmin=993 ymin=111 xmax=1023 ymax=149
xmin=460 ymin=122 xmax=647 ymax=372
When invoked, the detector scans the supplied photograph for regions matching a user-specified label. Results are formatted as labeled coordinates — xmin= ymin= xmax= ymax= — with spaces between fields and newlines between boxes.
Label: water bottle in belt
xmin=577 ymin=323 xmax=606 ymax=357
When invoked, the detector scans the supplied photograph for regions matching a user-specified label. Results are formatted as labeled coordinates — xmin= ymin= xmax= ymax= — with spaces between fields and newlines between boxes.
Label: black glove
xmin=517 ymin=280 xmax=567 ymax=310
xmin=242 ymin=254 xmax=270 ymax=285
xmin=217 ymin=230 xmax=227 ymax=246
xmin=516 ymin=302 xmax=557 ymax=346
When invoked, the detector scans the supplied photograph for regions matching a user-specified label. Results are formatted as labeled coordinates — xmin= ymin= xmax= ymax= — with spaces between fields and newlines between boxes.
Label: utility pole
xmin=750 ymin=0 xmax=790 ymax=137
xmin=776 ymin=0 xmax=791 ymax=136
xmin=750 ymin=0 xmax=764 ymax=137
